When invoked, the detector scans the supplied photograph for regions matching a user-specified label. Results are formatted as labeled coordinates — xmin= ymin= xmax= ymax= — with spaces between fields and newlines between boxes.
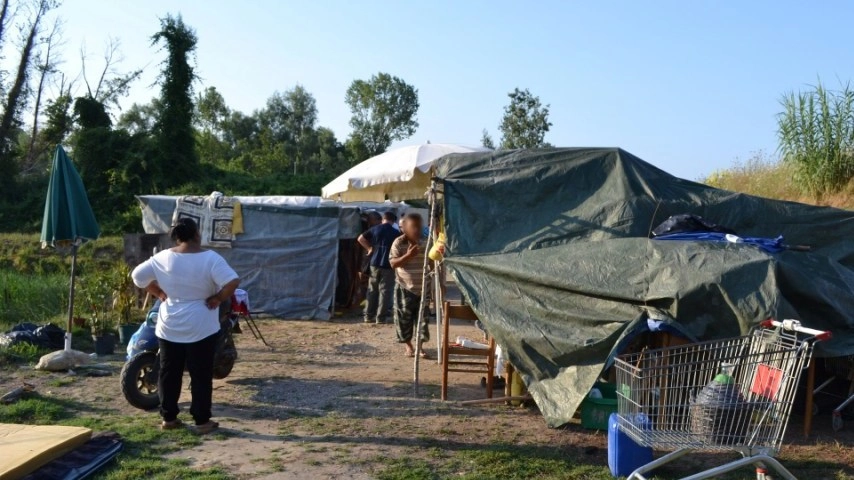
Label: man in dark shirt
xmin=358 ymin=211 xmax=400 ymax=324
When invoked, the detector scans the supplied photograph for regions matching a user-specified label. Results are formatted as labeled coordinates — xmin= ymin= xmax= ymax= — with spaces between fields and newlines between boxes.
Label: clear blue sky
xmin=55 ymin=0 xmax=854 ymax=180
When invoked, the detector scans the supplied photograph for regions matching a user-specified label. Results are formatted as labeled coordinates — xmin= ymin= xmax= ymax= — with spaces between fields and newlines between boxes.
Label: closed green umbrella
xmin=40 ymin=145 xmax=100 ymax=351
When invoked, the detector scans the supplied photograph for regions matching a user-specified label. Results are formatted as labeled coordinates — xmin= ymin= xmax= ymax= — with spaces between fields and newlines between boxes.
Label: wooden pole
xmin=413 ymin=182 xmax=438 ymax=395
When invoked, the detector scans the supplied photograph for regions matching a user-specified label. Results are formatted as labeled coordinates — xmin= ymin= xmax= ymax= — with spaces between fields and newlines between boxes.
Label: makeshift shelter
xmin=434 ymin=148 xmax=854 ymax=427
xmin=135 ymin=195 xmax=406 ymax=320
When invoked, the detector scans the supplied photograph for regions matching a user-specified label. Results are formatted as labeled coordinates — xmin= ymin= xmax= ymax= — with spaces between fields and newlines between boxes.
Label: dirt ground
xmin=3 ymin=310 xmax=854 ymax=479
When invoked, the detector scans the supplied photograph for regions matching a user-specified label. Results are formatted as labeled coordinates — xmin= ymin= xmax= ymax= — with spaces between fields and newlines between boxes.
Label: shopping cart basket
xmin=615 ymin=319 xmax=831 ymax=480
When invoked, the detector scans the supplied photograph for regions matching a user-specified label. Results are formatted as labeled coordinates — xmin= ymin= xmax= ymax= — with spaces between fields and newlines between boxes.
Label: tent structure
xmin=433 ymin=148 xmax=854 ymax=427
xmin=322 ymin=143 xmax=489 ymax=202
xmin=136 ymin=195 xmax=407 ymax=320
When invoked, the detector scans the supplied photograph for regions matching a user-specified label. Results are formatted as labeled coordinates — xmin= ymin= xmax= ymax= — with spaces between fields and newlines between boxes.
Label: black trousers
xmin=158 ymin=331 xmax=219 ymax=425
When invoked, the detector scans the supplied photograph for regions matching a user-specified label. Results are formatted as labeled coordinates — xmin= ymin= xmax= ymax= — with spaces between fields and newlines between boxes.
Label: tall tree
xmin=151 ymin=14 xmax=198 ymax=184
xmin=23 ymin=17 xmax=61 ymax=170
xmin=284 ymin=84 xmax=317 ymax=174
xmin=256 ymin=91 xmax=292 ymax=145
xmin=195 ymin=86 xmax=228 ymax=135
xmin=195 ymin=86 xmax=229 ymax=163
xmin=480 ymin=128 xmax=495 ymax=149
xmin=345 ymin=72 xmax=419 ymax=159
xmin=0 ymin=0 xmax=10 ymax=47
xmin=38 ymin=91 xmax=72 ymax=150
xmin=80 ymin=38 xmax=143 ymax=114
xmin=117 ymin=100 xmax=160 ymax=136
xmin=0 ymin=0 xmax=53 ymax=173
xmin=498 ymin=87 xmax=552 ymax=149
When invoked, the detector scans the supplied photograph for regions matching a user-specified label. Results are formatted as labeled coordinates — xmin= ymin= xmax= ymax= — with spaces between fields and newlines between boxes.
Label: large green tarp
xmin=435 ymin=148 xmax=854 ymax=427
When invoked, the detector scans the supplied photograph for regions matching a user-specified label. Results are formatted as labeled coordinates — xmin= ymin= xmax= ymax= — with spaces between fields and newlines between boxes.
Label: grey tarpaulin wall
xmin=435 ymin=148 xmax=854 ymax=427
xmin=136 ymin=195 xmax=402 ymax=320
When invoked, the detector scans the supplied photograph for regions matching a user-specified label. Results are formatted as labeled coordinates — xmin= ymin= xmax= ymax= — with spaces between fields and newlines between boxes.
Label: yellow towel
xmin=232 ymin=201 xmax=244 ymax=235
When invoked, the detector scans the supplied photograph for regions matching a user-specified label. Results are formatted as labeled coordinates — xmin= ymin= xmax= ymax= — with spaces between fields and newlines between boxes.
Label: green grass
xmin=374 ymin=444 xmax=612 ymax=480
xmin=0 ymin=341 xmax=49 ymax=366
xmin=376 ymin=458 xmax=439 ymax=480
xmin=0 ymin=393 xmax=230 ymax=479
xmin=0 ymin=270 xmax=69 ymax=329
xmin=0 ymin=233 xmax=125 ymax=332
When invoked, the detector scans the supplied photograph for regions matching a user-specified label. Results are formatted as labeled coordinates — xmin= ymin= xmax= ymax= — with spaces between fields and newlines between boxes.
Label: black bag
xmin=652 ymin=214 xmax=737 ymax=237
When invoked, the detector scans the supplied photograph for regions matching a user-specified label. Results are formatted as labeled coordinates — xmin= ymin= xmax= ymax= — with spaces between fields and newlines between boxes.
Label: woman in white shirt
xmin=131 ymin=218 xmax=240 ymax=433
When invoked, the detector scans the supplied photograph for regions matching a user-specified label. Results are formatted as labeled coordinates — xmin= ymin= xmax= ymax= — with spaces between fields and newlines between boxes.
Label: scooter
xmin=120 ymin=299 xmax=238 ymax=410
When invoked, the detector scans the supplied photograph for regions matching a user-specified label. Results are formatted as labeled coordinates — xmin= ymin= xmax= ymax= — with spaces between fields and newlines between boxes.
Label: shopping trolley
xmin=615 ymin=319 xmax=831 ymax=480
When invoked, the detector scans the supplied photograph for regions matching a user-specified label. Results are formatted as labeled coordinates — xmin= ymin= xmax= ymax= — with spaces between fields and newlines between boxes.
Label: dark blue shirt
xmin=363 ymin=223 xmax=400 ymax=269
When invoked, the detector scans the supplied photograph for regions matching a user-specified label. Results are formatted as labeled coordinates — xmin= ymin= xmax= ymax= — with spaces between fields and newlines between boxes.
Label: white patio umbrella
xmin=322 ymin=143 xmax=490 ymax=202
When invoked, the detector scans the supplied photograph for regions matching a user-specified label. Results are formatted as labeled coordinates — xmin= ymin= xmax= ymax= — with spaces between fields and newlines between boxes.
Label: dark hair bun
xmin=170 ymin=217 xmax=200 ymax=243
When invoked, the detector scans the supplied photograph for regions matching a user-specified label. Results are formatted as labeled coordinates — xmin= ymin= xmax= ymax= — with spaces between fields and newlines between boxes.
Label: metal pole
xmin=64 ymin=242 xmax=79 ymax=351
xmin=413 ymin=182 xmax=438 ymax=395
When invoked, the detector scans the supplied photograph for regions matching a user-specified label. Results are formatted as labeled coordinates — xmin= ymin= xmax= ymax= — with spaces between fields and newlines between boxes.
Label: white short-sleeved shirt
xmin=131 ymin=249 xmax=239 ymax=343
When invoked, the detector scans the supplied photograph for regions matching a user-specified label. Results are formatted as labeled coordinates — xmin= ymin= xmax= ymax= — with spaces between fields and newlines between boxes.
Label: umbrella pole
xmin=64 ymin=242 xmax=78 ymax=351
xmin=413 ymin=182 xmax=438 ymax=396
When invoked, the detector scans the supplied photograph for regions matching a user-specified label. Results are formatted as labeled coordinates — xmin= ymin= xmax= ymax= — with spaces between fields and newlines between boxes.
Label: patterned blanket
xmin=173 ymin=192 xmax=242 ymax=248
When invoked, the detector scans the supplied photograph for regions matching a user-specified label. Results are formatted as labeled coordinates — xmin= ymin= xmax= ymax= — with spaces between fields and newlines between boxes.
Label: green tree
xmin=0 ymin=0 xmax=54 ymax=176
xmin=74 ymin=96 xmax=111 ymax=129
xmin=498 ymin=88 xmax=552 ymax=149
xmin=345 ymin=72 xmax=419 ymax=159
xmin=195 ymin=86 xmax=228 ymax=134
xmin=311 ymin=126 xmax=348 ymax=173
xmin=195 ymin=86 xmax=229 ymax=163
xmin=151 ymin=14 xmax=198 ymax=185
xmin=38 ymin=93 xmax=73 ymax=151
xmin=283 ymin=84 xmax=317 ymax=174
xmin=480 ymin=128 xmax=495 ymax=149
xmin=221 ymin=110 xmax=259 ymax=158
xmin=117 ymin=100 xmax=160 ymax=136
xmin=777 ymin=80 xmax=854 ymax=197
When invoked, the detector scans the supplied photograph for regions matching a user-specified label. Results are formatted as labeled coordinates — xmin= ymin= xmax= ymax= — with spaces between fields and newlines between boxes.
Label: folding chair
xmin=441 ymin=301 xmax=496 ymax=401
xmin=229 ymin=289 xmax=270 ymax=348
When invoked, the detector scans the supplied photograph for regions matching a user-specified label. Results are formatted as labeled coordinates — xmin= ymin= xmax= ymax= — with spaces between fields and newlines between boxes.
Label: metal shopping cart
xmin=615 ymin=319 xmax=831 ymax=480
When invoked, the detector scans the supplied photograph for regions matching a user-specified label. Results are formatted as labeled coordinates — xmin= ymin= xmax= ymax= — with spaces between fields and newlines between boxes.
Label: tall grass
xmin=777 ymin=80 xmax=854 ymax=197
xmin=0 ymin=270 xmax=68 ymax=329
xmin=0 ymin=234 xmax=124 ymax=330
xmin=704 ymin=151 xmax=854 ymax=210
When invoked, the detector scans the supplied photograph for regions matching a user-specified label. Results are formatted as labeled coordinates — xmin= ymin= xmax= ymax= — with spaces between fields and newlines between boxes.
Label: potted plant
xmin=91 ymin=312 xmax=117 ymax=355
xmin=81 ymin=271 xmax=117 ymax=355
xmin=113 ymin=262 xmax=141 ymax=344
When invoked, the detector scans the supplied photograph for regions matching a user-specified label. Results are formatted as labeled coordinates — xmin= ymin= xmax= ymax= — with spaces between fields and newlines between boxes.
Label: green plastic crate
xmin=581 ymin=382 xmax=618 ymax=430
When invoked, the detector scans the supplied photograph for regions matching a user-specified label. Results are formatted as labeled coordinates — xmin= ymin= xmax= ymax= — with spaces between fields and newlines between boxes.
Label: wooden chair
xmin=441 ymin=301 xmax=496 ymax=401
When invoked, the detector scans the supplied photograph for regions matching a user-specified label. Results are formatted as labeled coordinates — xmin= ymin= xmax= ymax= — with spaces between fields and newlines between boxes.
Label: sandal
xmin=194 ymin=421 xmax=219 ymax=435
xmin=160 ymin=419 xmax=183 ymax=431
xmin=419 ymin=351 xmax=431 ymax=359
